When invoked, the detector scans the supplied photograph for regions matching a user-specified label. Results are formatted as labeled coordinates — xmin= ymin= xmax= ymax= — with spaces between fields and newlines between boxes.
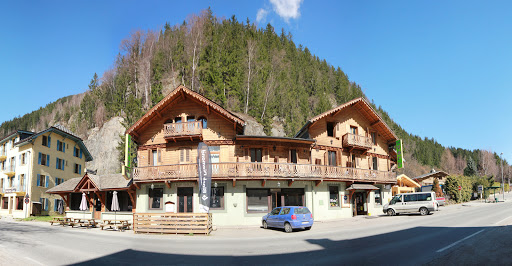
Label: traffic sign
xmin=458 ymin=185 xmax=462 ymax=191
xmin=478 ymin=185 xmax=483 ymax=193
xmin=24 ymin=197 xmax=30 ymax=204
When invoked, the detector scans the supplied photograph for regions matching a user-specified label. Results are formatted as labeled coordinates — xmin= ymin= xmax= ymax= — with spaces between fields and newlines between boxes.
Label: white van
xmin=383 ymin=192 xmax=438 ymax=216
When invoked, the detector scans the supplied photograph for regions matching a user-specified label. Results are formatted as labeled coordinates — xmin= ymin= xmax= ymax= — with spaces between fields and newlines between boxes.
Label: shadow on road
xmin=69 ymin=225 xmax=510 ymax=265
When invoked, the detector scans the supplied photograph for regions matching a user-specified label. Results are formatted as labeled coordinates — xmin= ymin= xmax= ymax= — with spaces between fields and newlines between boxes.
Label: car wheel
xmin=263 ymin=221 xmax=268 ymax=229
xmin=387 ymin=208 xmax=396 ymax=216
xmin=420 ymin=207 xmax=429 ymax=216
xmin=305 ymin=226 xmax=311 ymax=230
xmin=284 ymin=222 xmax=293 ymax=233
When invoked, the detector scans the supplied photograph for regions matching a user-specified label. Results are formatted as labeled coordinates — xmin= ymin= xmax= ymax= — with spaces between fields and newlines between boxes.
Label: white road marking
xmin=24 ymin=256 xmax=45 ymax=266
xmin=436 ymin=229 xmax=485 ymax=253
xmin=494 ymin=216 xmax=512 ymax=225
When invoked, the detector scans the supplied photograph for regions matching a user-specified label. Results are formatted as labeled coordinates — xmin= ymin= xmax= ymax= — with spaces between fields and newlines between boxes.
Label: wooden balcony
xmin=133 ymin=162 xmax=396 ymax=183
xmin=342 ymin=133 xmax=373 ymax=150
xmin=164 ymin=121 xmax=202 ymax=141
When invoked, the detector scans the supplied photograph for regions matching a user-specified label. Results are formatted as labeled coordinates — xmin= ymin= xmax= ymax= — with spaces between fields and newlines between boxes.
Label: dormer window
xmin=327 ymin=122 xmax=335 ymax=137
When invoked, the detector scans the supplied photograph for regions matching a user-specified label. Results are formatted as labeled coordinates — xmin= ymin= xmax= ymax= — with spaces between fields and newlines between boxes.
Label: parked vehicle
xmin=436 ymin=197 xmax=446 ymax=207
xmin=262 ymin=206 xmax=313 ymax=233
xmin=383 ymin=192 xmax=438 ymax=216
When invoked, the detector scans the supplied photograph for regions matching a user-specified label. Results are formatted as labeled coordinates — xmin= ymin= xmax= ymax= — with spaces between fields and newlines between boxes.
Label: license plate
xmin=302 ymin=221 xmax=309 ymax=224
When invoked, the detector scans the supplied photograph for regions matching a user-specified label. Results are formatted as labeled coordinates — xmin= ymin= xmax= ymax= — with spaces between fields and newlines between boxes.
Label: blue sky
xmin=1 ymin=0 xmax=511 ymax=162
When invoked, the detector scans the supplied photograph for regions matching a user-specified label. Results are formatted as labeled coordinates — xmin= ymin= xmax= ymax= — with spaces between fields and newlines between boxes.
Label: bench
xmin=72 ymin=219 xmax=97 ymax=229
xmin=99 ymin=220 xmax=131 ymax=231
xmin=49 ymin=217 xmax=72 ymax=226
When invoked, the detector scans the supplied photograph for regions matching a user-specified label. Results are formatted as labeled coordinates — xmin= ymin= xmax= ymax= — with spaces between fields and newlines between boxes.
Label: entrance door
xmin=178 ymin=187 xmax=193 ymax=213
xmin=93 ymin=194 xmax=102 ymax=220
xmin=353 ymin=192 xmax=367 ymax=216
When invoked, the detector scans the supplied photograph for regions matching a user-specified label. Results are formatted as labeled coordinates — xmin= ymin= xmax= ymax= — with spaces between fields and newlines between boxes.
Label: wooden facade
xmin=127 ymin=86 xmax=398 ymax=186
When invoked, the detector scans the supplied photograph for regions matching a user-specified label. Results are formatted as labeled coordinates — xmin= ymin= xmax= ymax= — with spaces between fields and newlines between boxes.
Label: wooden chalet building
xmin=126 ymin=85 xmax=399 ymax=226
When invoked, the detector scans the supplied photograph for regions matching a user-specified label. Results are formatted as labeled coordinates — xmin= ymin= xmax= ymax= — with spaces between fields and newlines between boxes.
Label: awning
xmin=346 ymin=184 xmax=380 ymax=190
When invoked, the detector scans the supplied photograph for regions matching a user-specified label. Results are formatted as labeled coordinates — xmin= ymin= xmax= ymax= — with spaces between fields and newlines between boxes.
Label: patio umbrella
xmin=79 ymin=193 xmax=88 ymax=219
xmin=111 ymin=191 xmax=120 ymax=224
xmin=57 ymin=199 xmax=64 ymax=215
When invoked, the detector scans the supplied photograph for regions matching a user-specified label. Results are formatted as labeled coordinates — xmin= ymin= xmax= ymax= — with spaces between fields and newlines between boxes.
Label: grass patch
xmin=21 ymin=215 xmax=65 ymax=222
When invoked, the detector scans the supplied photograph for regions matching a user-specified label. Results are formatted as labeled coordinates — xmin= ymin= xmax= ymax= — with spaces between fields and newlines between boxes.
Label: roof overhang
xmin=294 ymin=97 xmax=398 ymax=143
xmin=235 ymin=135 xmax=315 ymax=145
xmin=397 ymin=174 xmax=421 ymax=188
xmin=126 ymin=85 xmax=245 ymax=139
xmin=346 ymin=184 xmax=380 ymax=190
xmin=413 ymin=171 xmax=449 ymax=182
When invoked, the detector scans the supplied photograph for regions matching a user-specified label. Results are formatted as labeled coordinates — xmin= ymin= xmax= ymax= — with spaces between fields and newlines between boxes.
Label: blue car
xmin=262 ymin=206 xmax=314 ymax=233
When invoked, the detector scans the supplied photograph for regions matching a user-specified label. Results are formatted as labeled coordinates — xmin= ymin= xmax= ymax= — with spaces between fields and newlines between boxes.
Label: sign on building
xmin=396 ymin=139 xmax=404 ymax=169
xmin=197 ymin=142 xmax=212 ymax=213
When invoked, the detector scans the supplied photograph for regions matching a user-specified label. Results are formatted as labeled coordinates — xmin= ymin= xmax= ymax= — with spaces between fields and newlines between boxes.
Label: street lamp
xmin=500 ymin=153 xmax=504 ymax=201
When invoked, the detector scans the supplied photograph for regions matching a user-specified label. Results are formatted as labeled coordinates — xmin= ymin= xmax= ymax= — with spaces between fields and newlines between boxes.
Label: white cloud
xmin=256 ymin=8 xmax=269 ymax=24
xmin=269 ymin=0 xmax=303 ymax=22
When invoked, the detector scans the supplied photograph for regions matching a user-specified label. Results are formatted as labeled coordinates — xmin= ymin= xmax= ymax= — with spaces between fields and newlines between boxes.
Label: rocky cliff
xmin=84 ymin=117 xmax=125 ymax=175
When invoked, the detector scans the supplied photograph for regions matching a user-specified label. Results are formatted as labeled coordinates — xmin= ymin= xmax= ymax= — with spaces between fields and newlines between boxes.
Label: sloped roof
xmin=295 ymin=97 xmax=398 ymax=143
xmin=46 ymin=177 xmax=82 ymax=193
xmin=15 ymin=125 xmax=93 ymax=162
xmin=413 ymin=170 xmax=449 ymax=182
xmin=126 ymin=85 xmax=245 ymax=137
xmin=0 ymin=130 xmax=34 ymax=144
xmin=397 ymin=174 xmax=421 ymax=188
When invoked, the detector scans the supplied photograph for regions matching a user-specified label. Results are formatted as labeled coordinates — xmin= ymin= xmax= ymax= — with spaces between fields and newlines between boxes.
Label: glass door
xmin=178 ymin=187 xmax=193 ymax=213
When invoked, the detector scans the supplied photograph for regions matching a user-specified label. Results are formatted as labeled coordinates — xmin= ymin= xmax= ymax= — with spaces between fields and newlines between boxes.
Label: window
xmin=350 ymin=126 xmax=357 ymax=135
xmin=404 ymin=194 xmax=417 ymax=202
xmin=371 ymin=132 xmax=377 ymax=145
xmin=42 ymin=135 xmax=51 ymax=147
xmin=56 ymin=158 xmax=65 ymax=170
xmin=40 ymin=198 xmax=48 ymax=211
xmin=210 ymin=187 xmax=224 ymax=209
xmin=247 ymin=189 xmax=269 ymax=213
xmin=152 ymin=150 xmax=157 ymax=166
xmin=74 ymin=164 xmax=82 ymax=174
xmin=329 ymin=186 xmax=339 ymax=207
xmin=372 ymin=157 xmax=378 ymax=170
xmin=327 ymin=122 xmax=335 ymax=137
xmin=328 ymin=151 xmax=337 ymax=166
xmin=2 ymin=197 xmax=8 ymax=209
xmin=351 ymin=154 xmax=357 ymax=168
xmin=375 ymin=189 xmax=382 ymax=205
xmin=21 ymin=153 xmax=26 ymax=165
xmin=57 ymin=140 xmax=65 ymax=152
xmin=20 ymin=174 xmax=24 ymax=188
xmin=250 ymin=148 xmax=262 ymax=162
xmin=270 ymin=208 xmax=281 ymax=215
xmin=198 ymin=116 xmax=207 ymax=129
xmin=16 ymin=196 xmax=23 ymax=210
xmin=73 ymin=147 xmax=82 ymax=158
xmin=290 ymin=149 xmax=297 ymax=164
xmin=37 ymin=174 xmax=48 ymax=187
xmin=180 ymin=148 xmax=190 ymax=163
xmin=38 ymin=153 xmax=50 ymax=166
xmin=149 ymin=187 xmax=163 ymax=209
xmin=55 ymin=177 xmax=64 ymax=186
xmin=280 ymin=208 xmax=291 ymax=215
xmin=417 ymin=193 xmax=432 ymax=201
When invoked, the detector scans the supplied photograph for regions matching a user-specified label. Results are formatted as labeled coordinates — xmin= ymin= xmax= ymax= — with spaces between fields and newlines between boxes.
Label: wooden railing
xmin=133 ymin=213 xmax=212 ymax=235
xmin=163 ymin=121 xmax=202 ymax=138
xmin=342 ymin=133 xmax=373 ymax=149
xmin=133 ymin=162 xmax=396 ymax=182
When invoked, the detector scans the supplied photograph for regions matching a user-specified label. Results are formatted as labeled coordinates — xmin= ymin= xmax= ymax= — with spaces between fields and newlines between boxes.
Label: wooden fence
xmin=133 ymin=213 xmax=212 ymax=235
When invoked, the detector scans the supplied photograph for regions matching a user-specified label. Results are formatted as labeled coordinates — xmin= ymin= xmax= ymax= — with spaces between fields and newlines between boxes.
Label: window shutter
xmin=288 ymin=149 xmax=291 ymax=163
xmin=79 ymin=149 xmax=82 ymax=159
xmin=180 ymin=149 xmax=184 ymax=162
xmin=57 ymin=140 xmax=60 ymax=150
xmin=336 ymin=151 xmax=342 ymax=166
xmin=79 ymin=165 xmax=82 ymax=175
xmin=54 ymin=199 xmax=58 ymax=211
xmin=45 ymin=176 xmax=49 ymax=188
xmin=63 ymin=142 xmax=65 ymax=153
xmin=56 ymin=158 xmax=59 ymax=169
xmin=45 ymin=199 xmax=48 ymax=211
xmin=186 ymin=149 xmax=190 ymax=162
xmin=324 ymin=152 xmax=329 ymax=165
xmin=46 ymin=155 xmax=50 ymax=166
xmin=62 ymin=160 xmax=65 ymax=171
xmin=158 ymin=149 xmax=162 ymax=163
xmin=38 ymin=153 xmax=42 ymax=165
xmin=48 ymin=136 xmax=51 ymax=148
xmin=55 ymin=177 xmax=58 ymax=185
xmin=18 ymin=154 xmax=21 ymax=164
xmin=37 ymin=174 xmax=40 ymax=186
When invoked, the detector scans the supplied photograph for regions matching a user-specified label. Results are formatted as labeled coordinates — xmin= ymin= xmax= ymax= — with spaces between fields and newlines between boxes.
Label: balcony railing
xmin=2 ymin=165 xmax=16 ymax=177
xmin=133 ymin=162 xmax=396 ymax=183
xmin=342 ymin=133 xmax=373 ymax=149
xmin=2 ymin=185 xmax=25 ymax=193
xmin=0 ymin=151 xmax=6 ymax=161
xmin=164 ymin=121 xmax=202 ymax=139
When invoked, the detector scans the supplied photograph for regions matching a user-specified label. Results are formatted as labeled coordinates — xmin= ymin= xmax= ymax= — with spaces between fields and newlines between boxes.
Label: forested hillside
xmin=1 ymin=8 xmax=510 ymax=180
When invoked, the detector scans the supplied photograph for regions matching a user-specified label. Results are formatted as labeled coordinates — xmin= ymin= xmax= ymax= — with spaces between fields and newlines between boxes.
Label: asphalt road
xmin=1 ymin=195 xmax=512 ymax=266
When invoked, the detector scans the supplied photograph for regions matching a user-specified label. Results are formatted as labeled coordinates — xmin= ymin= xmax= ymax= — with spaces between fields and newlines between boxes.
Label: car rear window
xmin=293 ymin=207 xmax=311 ymax=214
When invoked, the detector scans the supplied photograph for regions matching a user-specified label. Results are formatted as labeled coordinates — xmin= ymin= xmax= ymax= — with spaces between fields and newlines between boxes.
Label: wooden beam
xmin=127 ymin=190 xmax=136 ymax=209
xmin=165 ymin=181 xmax=171 ymax=188
xmin=315 ymin=180 xmax=322 ymax=187
xmin=232 ymin=178 xmax=236 ymax=187
xmin=207 ymin=105 xmax=210 ymax=114
xmin=370 ymin=120 xmax=382 ymax=127
xmin=288 ymin=180 xmax=295 ymax=187
xmin=261 ymin=179 xmax=266 ymax=187
xmin=134 ymin=183 xmax=140 ymax=190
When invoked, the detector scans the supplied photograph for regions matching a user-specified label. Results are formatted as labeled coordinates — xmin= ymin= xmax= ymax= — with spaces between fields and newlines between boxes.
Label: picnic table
xmin=99 ymin=220 xmax=131 ymax=231
xmin=49 ymin=217 xmax=73 ymax=226
xmin=72 ymin=218 xmax=97 ymax=229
